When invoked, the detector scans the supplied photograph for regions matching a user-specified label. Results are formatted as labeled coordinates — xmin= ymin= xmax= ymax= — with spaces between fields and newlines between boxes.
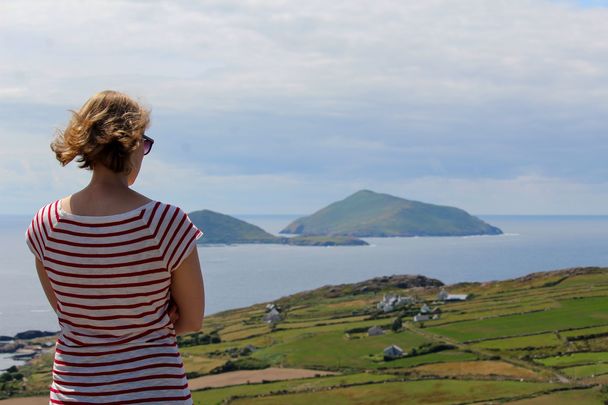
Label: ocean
xmin=1 ymin=213 xmax=608 ymax=370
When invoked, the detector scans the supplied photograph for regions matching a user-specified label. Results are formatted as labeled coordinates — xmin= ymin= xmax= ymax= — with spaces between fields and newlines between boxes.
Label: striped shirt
xmin=24 ymin=198 xmax=204 ymax=404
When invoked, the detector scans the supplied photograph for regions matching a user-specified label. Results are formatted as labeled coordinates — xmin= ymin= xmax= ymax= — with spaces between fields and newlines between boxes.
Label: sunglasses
xmin=142 ymin=134 xmax=154 ymax=155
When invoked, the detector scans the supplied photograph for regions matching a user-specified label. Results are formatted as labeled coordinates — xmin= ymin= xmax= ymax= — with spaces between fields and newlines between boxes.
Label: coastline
xmin=0 ymin=331 xmax=57 ymax=372
xmin=1 ymin=266 xmax=607 ymax=403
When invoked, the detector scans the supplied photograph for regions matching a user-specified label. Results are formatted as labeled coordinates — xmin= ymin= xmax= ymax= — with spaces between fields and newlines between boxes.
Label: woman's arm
xmin=34 ymin=257 xmax=58 ymax=314
xmin=170 ymin=247 xmax=205 ymax=336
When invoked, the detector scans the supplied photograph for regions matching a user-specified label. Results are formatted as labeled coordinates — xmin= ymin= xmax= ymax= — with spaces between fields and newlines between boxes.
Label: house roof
xmin=446 ymin=294 xmax=469 ymax=300
xmin=384 ymin=344 xmax=403 ymax=353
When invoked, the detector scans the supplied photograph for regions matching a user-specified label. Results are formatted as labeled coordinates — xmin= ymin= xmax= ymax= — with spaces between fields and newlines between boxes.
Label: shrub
xmin=391 ymin=317 xmax=403 ymax=332
xmin=177 ymin=331 xmax=221 ymax=347
xmin=210 ymin=358 xmax=270 ymax=374
xmin=0 ymin=373 xmax=12 ymax=383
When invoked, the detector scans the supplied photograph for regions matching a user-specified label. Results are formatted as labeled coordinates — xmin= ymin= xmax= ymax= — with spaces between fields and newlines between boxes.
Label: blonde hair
xmin=51 ymin=90 xmax=151 ymax=174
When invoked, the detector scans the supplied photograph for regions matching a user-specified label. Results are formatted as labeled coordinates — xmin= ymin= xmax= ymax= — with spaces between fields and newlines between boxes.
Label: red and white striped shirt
xmin=25 ymin=199 xmax=204 ymax=404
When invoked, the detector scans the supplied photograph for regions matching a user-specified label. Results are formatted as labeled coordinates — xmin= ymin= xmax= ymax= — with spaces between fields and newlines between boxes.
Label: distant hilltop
xmin=188 ymin=209 xmax=280 ymax=245
xmin=280 ymin=189 xmax=503 ymax=237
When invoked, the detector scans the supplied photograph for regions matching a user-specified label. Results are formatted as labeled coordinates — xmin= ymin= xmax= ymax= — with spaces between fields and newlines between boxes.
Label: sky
xmin=1 ymin=0 xmax=608 ymax=216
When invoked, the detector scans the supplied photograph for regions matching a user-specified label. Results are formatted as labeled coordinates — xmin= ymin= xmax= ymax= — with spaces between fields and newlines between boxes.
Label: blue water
xmin=1 ymin=214 xmax=608 ymax=340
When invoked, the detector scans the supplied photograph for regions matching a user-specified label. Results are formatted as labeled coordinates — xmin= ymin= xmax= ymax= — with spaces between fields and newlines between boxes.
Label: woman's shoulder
xmin=149 ymin=200 xmax=198 ymax=226
xmin=25 ymin=200 xmax=58 ymax=261
xmin=29 ymin=200 xmax=59 ymax=223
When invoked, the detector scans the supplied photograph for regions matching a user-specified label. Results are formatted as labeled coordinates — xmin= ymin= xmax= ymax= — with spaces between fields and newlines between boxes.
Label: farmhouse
xmin=262 ymin=307 xmax=282 ymax=324
xmin=376 ymin=294 xmax=413 ymax=313
xmin=413 ymin=314 xmax=430 ymax=322
xmin=412 ymin=302 xmax=442 ymax=322
xmin=368 ymin=326 xmax=385 ymax=336
xmin=239 ymin=344 xmax=257 ymax=356
xmin=437 ymin=288 xmax=469 ymax=301
xmin=383 ymin=344 xmax=404 ymax=359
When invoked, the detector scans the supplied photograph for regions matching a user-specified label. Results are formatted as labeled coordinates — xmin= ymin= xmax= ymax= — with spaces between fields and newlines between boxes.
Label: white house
xmin=438 ymin=288 xmax=469 ymax=301
xmin=413 ymin=314 xmax=431 ymax=322
xmin=377 ymin=294 xmax=413 ymax=313
xmin=263 ymin=308 xmax=281 ymax=324
xmin=446 ymin=294 xmax=469 ymax=301
xmin=383 ymin=344 xmax=404 ymax=358
xmin=420 ymin=303 xmax=431 ymax=314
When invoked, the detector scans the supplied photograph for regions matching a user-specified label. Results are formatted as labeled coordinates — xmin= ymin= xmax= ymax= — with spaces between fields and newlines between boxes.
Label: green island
xmin=188 ymin=209 xmax=368 ymax=246
xmin=280 ymin=189 xmax=503 ymax=237
xmin=4 ymin=267 xmax=608 ymax=404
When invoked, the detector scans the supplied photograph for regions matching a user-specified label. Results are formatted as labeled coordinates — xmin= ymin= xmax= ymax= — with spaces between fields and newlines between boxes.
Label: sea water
xmin=2 ymin=213 xmax=608 ymax=339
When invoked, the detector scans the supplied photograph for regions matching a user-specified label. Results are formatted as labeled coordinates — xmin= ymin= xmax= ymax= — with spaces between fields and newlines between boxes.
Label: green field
xmin=375 ymin=350 xmax=478 ymax=369
xmin=472 ymin=332 xmax=562 ymax=350
xmin=562 ymin=363 xmax=608 ymax=378
xmin=427 ymin=296 xmax=608 ymax=342
xmin=230 ymin=380 xmax=560 ymax=404
xmin=535 ymin=351 xmax=608 ymax=368
xmin=506 ymin=388 xmax=607 ymax=405
xmin=191 ymin=373 xmax=397 ymax=405
xmin=561 ymin=324 xmax=608 ymax=339
xmin=251 ymin=329 xmax=432 ymax=369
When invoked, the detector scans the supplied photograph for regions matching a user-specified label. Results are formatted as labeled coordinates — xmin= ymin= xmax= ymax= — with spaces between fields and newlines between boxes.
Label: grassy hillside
xmin=4 ymin=267 xmax=608 ymax=404
xmin=189 ymin=209 xmax=283 ymax=244
xmin=280 ymin=189 xmax=503 ymax=237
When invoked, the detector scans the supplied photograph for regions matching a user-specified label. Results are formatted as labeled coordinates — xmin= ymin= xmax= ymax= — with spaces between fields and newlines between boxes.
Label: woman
xmin=24 ymin=90 xmax=204 ymax=404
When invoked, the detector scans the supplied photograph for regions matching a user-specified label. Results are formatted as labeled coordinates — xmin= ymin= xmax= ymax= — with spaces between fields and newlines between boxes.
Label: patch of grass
xmin=220 ymin=325 xmax=270 ymax=341
xmin=472 ymin=333 xmax=562 ymax=350
xmin=251 ymin=330 xmax=431 ymax=369
xmin=561 ymin=325 xmax=608 ymax=339
xmin=535 ymin=352 xmax=608 ymax=368
xmin=427 ymin=296 xmax=608 ymax=342
xmin=181 ymin=354 xmax=226 ymax=376
xmin=280 ymin=315 xmax=370 ymax=329
xmin=191 ymin=373 xmax=397 ymax=405
xmin=230 ymin=379 xmax=560 ymax=404
xmin=561 ymin=363 xmax=608 ymax=378
xmin=409 ymin=360 xmax=540 ymax=380
xmin=506 ymin=387 xmax=608 ymax=405
xmin=378 ymin=350 xmax=478 ymax=369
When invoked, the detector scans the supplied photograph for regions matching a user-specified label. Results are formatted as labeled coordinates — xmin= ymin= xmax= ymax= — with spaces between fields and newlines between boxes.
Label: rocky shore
xmin=0 ymin=330 xmax=58 ymax=371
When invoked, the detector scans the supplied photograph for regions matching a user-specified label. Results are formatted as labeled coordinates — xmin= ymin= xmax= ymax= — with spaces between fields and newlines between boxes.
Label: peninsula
xmin=188 ymin=209 xmax=368 ymax=246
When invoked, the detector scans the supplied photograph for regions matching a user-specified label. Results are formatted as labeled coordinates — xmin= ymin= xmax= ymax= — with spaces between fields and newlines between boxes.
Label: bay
xmin=2 ymin=213 xmax=608 ymax=340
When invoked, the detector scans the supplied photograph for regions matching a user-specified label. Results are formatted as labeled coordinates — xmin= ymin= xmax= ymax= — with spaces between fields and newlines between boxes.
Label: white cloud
xmin=2 ymin=0 xmax=608 ymax=214
xmin=2 ymin=0 xmax=608 ymax=113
